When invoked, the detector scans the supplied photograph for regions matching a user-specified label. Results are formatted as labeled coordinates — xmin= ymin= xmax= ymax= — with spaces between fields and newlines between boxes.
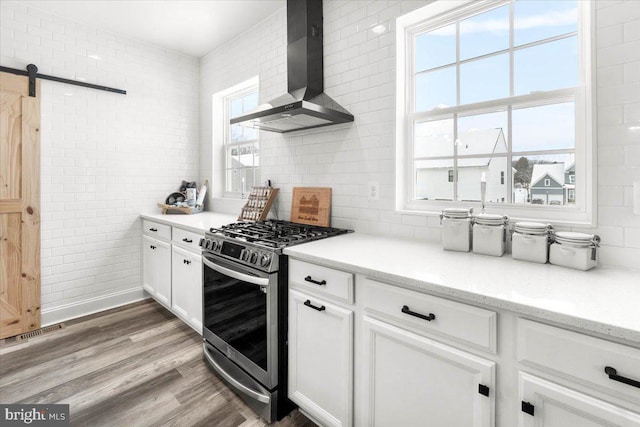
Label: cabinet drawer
xmin=143 ymin=220 xmax=171 ymax=240
xmin=362 ymin=278 xmax=497 ymax=353
xmin=289 ymin=259 xmax=354 ymax=304
xmin=172 ymin=227 xmax=203 ymax=253
xmin=518 ymin=319 xmax=640 ymax=403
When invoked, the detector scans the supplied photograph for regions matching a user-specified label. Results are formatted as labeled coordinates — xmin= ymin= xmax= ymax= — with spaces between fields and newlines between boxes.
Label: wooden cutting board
xmin=290 ymin=187 xmax=331 ymax=227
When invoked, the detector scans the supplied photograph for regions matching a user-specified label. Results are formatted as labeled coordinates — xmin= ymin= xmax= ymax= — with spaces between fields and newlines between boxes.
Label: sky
xmin=414 ymin=0 xmax=578 ymax=158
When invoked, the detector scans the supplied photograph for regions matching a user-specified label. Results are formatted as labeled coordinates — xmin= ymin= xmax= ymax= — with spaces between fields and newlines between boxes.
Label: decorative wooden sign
xmin=291 ymin=187 xmax=332 ymax=227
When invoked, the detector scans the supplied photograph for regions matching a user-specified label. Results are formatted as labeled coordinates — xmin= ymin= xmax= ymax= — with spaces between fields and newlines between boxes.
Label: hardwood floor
xmin=0 ymin=300 xmax=316 ymax=427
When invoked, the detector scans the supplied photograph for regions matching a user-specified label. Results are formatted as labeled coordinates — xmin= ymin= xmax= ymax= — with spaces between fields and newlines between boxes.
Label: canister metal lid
xmin=442 ymin=208 xmax=473 ymax=219
xmin=514 ymin=221 xmax=550 ymax=235
xmin=474 ymin=213 xmax=508 ymax=226
xmin=554 ymin=231 xmax=600 ymax=247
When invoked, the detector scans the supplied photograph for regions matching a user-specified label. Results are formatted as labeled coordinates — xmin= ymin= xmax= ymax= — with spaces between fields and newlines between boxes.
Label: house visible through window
xmin=396 ymin=0 xmax=594 ymax=223
xmin=225 ymin=85 xmax=259 ymax=196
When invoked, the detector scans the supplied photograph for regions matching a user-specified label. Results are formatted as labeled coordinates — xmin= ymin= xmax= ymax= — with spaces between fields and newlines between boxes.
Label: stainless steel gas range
xmin=199 ymin=220 xmax=352 ymax=422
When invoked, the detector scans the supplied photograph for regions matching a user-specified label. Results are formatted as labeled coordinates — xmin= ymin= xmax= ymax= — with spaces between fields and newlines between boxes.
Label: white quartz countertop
xmin=284 ymin=233 xmax=640 ymax=345
xmin=140 ymin=212 xmax=237 ymax=234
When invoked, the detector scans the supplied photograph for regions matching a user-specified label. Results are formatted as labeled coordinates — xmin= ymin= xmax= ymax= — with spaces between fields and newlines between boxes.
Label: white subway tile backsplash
xmin=625 ymin=227 xmax=640 ymax=248
xmin=2 ymin=2 xmax=199 ymax=315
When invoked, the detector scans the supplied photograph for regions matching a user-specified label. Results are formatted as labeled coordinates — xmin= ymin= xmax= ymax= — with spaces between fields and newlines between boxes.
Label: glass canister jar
xmin=472 ymin=214 xmax=508 ymax=257
xmin=549 ymin=232 xmax=600 ymax=271
xmin=440 ymin=208 xmax=473 ymax=252
xmin=511 ymin=222 xmax=552 ymax=264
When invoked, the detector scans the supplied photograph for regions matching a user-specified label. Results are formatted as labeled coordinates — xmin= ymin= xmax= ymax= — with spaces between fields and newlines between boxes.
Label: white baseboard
xmin=41 ymin=288 xmax=150 ymax=327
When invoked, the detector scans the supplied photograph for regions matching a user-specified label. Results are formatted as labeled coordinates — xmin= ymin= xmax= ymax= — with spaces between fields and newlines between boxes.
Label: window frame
xmin=395 ymin=0 xmax=596 ymax=226
xmin=223 ymin=86 xmax=260 ymax=198
xmin=211 ymin=76 xmax=259 ymax=200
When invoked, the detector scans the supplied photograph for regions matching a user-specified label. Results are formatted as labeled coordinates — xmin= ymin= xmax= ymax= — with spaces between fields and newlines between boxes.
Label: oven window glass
xmin=203 ymin=261 xmax=268 ymax=370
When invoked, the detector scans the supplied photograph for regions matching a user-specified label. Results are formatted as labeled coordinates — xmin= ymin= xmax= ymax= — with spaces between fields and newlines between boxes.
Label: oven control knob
xmin=260 ymin=254 xmax=271 ymax=267
xmin=240 ymin=249 xmax=250 ymax=261
xmin=250 ymin=252 xmax=259 ymax=265
xmin=210 ymin=240 xmax=219 ymax=251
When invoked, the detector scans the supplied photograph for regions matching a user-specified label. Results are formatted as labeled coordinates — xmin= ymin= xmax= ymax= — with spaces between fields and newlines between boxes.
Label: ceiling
xmin=22 ymin=0 xmax=284 ymax=57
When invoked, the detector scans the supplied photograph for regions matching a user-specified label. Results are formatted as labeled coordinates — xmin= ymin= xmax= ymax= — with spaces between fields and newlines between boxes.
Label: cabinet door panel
xmin=171 ymin=246 xmax=191 ymax=320
xmin=189 ymin=255 xmax=203 ymax=334
xmin=519 ymin=373 xmax=640 ymax=427
xmin=153 ymin=239 xmax=171 ymax=307
xmin=288 ymin=290 xmax=353 ymax=427
xmin=142 ymin=235 xmax=157 ymax=296
xmin=362 ymin=316 xmax=494 ymax=427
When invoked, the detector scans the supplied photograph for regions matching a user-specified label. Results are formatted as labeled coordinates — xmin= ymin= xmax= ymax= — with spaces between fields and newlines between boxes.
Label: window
xmin=396 ymin=0 xmax=594 ymax=224
xmin=569 ymin=174 xmax=575 ymax=184
xmin=544 ymin=179 xmax=551 ymax=187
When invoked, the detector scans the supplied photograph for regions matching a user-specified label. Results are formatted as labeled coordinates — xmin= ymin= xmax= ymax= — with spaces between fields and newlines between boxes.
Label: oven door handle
xmin=202 ymin=256 xmax=269 ymax=287
xmin=203 ymin=343 xmax=271 ymax=404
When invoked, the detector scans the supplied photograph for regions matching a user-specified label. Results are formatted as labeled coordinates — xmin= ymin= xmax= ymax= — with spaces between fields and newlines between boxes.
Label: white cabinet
xmin=361 ymin=315 xmax=495 ymax=427
xmin=517 ymin=319 xmax=640 ymax=426
xmin=171 ymin=245 xmax=203 ymax=333
xmin=288 ymin=286 xmax=353 ymax=427
xmin=142 ymin=218 xmax=204 ymax=335
xmin=142 ymin=235 xmax=171 ymax=307
xmin=519 ymin=373 xmax=640 ymax=427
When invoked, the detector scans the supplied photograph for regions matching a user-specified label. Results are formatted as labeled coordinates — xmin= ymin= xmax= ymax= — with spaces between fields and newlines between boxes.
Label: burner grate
xmin=209 ymin=220 xmax=352 ymax=248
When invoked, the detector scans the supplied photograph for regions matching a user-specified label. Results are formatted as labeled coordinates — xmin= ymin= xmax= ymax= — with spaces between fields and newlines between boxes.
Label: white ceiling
xmin=22 ymin=0 xmax=284 ymax=57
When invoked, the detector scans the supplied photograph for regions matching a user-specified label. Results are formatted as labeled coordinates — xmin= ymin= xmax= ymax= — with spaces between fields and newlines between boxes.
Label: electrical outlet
xmin=368 ymin=181 xmax=380 ymax=201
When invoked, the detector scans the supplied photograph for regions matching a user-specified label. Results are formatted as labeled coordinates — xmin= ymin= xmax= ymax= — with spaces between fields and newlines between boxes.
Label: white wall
xmin=1 ymin=1 xmax=200 ymax=324
xmin=200 ymin=0 xmax=640 ymax=269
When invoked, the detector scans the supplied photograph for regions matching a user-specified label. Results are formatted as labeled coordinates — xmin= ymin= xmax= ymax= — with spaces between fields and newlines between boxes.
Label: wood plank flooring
xmin=0 ymin=300 xmax=316 ymax=427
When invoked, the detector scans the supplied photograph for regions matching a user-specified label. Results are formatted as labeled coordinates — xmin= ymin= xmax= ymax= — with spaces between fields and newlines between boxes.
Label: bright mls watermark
xmin=1 ymin=404 xmax=70 ymax=426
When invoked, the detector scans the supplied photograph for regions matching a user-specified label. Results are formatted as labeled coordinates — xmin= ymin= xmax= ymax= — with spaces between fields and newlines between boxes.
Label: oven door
xmin=202 ymin=254 xmax=278 ymax=389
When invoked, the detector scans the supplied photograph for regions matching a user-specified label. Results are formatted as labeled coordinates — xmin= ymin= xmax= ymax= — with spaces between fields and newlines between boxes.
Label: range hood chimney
xmin=230 ymin=0 xmax=354 ymax=133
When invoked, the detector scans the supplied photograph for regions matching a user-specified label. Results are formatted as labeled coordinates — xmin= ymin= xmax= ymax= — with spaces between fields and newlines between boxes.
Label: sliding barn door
xmin=0 ymin=71 xmax=41 ymax=339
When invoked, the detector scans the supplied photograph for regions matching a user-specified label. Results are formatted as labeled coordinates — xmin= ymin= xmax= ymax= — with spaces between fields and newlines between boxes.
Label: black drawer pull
xmin=304 ymin=300 xmax=326 ymax=312
xmin=478 ymin=384 xmax=490 ymax=397
xmin=150 ymin=245 xmax=156 ymax=250
xmin=183 ymin=259 xmax=191 ymax=265
xmin=182 ymin=238 xmax=193 ymax=243
xmin=604 ymin=366 xmax=640 ymax=389
xmin=304 ymin=276 xmax=326 ymax=286
xmin=149 ymin=228 xmax=158 ymax=232
xmin=521 ymin=401 xmax=534 ymax=416
xmin=401 ymin=305 xmax=435 ymax=321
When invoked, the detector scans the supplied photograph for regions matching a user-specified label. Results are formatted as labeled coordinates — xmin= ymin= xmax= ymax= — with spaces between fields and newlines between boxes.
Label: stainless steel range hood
xmin=230 ymin=0 xmax=354 ymax=133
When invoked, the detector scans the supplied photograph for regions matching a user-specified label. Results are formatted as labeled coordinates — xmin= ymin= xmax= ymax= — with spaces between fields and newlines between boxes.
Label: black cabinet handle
xmin=183 ymin=259 xmax=191 ymax=265
xmin=521 ymin=401 xmax=534 ymax=416
xmin=150 ymin=245 xmax=156 ymax=250
xmin=604 ymin=366 xmax=640 ymax=389
xmin=182 ymin=238 xmax=193 ymax=243
xmin=304 ymin=276 xmax=326 ymax=286
xmin=149 ymin=228 xmax=158 ymax=232
xmin=401 ymin=305 xmax=435 ymax=321
xmin=304 ymin=300 xmax=326 ymax=312
xmin=478 ymin=384 xmax=490 ymax=397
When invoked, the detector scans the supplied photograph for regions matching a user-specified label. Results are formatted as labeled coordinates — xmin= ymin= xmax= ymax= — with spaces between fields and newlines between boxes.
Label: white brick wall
xmin=1 ymin=0 xmax=638 ymax=326
xmin=200 ymin=0 xmax=640 ymax=269
xmin=1 ymin=1 xmax=200 ymax=323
